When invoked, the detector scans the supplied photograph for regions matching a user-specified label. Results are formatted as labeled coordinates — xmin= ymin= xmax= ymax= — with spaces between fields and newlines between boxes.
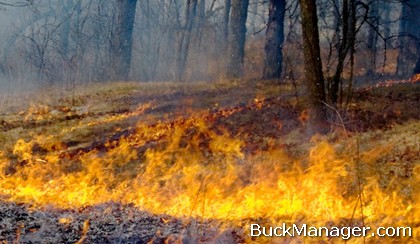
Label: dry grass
xmin=0 ymin=79 xmax=418 ymax=243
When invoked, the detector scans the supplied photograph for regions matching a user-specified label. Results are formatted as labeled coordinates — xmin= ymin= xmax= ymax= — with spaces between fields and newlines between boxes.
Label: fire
xmin=0 ymin=106 xmax=418 ymax=241
xmin=410 ymin=74 xmax=420 ymax=83
xmin=366 ymin=76 xmax=420 ymax=90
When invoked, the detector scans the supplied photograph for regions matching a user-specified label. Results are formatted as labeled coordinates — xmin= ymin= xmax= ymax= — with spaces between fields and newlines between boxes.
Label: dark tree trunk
xmin=190 ymin=0 xmax=206 ymax=80
xmin=112 ymin=0 xmax=138 ymax=81
xmin=226 ymin=0 xmax=249 ymax=78
xmin=197 ymin=0 xmax=205 ymax=30
xmin=59 ymin=0 xmax=73 ymax=58
xmin=382 ymin=2 xmax=391 ymax=43
xmin=381 ymin=1 xmax=392 ymax=69
xmin=332 ymin=0 xmax=341 ymax=51
xmin=396 ymin=0 xmax=420 ymax=77
xmin=223 ymin=0 xmax=231 ymax=42
xmin=412 ymin=1 xmax=420 ymax=74
xmin=222 ymin=0 xmax=231 ymax=77
xmin=415 ymin=54 xmax=420 ymax=74
xmin=414 ymin=35 xmax=420 ymax=73
xmin=176 ymin=0 xmax=197 ymax=81
xmin=299 ymin=0 xmax=328 ymax=134
xmin=396 ymin=2 xmax=411 ymax=76
xmin=366 ymin=1 xmax=379 ymax=75
xmin=262 ymin=0 xmax=286 ymax=80
xmin=330 ymin=0 xmax=356 ymax=105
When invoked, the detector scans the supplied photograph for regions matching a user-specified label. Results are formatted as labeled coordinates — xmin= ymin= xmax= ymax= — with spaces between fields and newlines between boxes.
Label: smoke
xmin=0 ymin=0 xmax=270 ymax=89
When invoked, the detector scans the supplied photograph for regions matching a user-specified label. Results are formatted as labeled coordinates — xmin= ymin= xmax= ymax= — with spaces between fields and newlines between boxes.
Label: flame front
xmin=0 ymin=104 xmax=418 ymax=241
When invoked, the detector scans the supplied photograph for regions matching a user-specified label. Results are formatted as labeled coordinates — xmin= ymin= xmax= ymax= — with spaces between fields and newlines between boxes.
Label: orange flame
xmin=0 ymin=109 xmax=418 ymax=241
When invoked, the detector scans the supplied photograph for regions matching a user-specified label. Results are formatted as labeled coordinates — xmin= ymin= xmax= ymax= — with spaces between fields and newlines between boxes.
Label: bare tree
xmin=300 ymin=0 xmax=328 ymax=134
xmin=58 ymin=0 xmax=74 ymax=59
xmin=225 ymin=0 xmax=249 ymax=78
xmin=223 ymin=0 xmax=231 ymax=45
xmin=396 ymin=0 xmax=420 ymax=77
xmin=0 ymin=1 xmax=32 ymax=7
xmin=176 ymin=0 xmax=197 ymax=81
xmin=111 ymin=0 xmax=138 ymax=81
xmin=366 ymin=0 xmax=379 ymax=76
xmin=329 ymin=0 xmax=357 ymax=105
xmin=262 ymin=0 xmax=286 ymax=80
xmin=415 ymin=54 xmax=420 ymax=74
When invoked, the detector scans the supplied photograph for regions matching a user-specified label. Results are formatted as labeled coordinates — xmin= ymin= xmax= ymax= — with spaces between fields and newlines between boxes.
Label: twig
xmin=323 ymin=101 xmax=366 ymax=244
xmin=355 ymin=137 xmax=366 ymax=243
xmin=321 ymin=101 xmax=348 ymax=138
xmin=190 ymin=175 xmax=207 ymax=217
xmin=75 ymin=219 xmax=90 ymax=244
xmin=347 ymin=136 xmax=366 ymax=244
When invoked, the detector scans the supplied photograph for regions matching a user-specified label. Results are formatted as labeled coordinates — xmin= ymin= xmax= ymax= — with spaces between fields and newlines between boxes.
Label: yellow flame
xmin=0 ymin=111 xmax=418 ymax=241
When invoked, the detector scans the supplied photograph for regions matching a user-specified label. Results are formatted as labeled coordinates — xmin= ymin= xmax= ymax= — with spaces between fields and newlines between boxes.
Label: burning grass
xmin=0 ymin=80 xmax=419 ymax=243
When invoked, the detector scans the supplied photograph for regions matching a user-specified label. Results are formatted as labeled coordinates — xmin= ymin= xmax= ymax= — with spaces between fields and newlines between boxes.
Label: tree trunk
xmin=59 ymin=0 xmax=73 ymax=59
xmin=396 ymin=2 xmax=410 ymax=76
xmin=222 ymin=0 xmax=231 ymax=76
xmin=412 ymin=1 xmax=420 ymax=74
xmin=176 ymin=0 xmax=197 ymax=81
xmin=299 ymin=0 xmax=328 ymax=134
xmin=382 ymin=2 xmax=391 ymax=44
xmin=112 ymin=0 xmax=138 ymax=81
xmin=223 ymin=0 xmax=231 ymax=42
xmin=332 ymin=0 xmax=341 ymax=51
xmin=262 ymin=0 xmax=286 ymax=80
xmin=366 ymin=1 xmax=378 ymax=76
xmin=414 ymin=52 xmax=420 ymax=74
xmin=191 ymin=0 xmax=206 ymax=80
xmin=226 ymin=0 xmax=249 ymax=78
xmin=330 ymin=0 xmax=356 ymax=105
xmin=396 ymin=0 xmax=420 ymax=77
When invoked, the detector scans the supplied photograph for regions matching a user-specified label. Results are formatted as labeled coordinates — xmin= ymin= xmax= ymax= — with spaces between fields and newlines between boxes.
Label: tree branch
xmin=0 ymin=0 xmax=33 ymax=7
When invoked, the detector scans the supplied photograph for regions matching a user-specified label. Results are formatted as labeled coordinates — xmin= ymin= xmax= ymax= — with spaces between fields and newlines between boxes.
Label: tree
xmin=299 ymin=0 xmax=328 ymax=134
xmin=366 ymin=0 xmax=379 ymax=76
xmin=176 ymin=0 xmax=197 ymax=81
xmin=415 ymin=56 xmax=420 ymax=74
xmin=225 ymin=0 xmax=249 ymax=78
xmin=382 ymin=1 xmax=392 ymax=48
xmin=0 ymin=1 xmax=32 ymax=7
xmin=223 ymin=0 xmax=231 ymax=45
xmin=262 ymin=0 xmax=286 ymax=80
xmin=58 ymin=0 xmax=74 ymax=59
xmin=396 ymin=0 xmax=420 ymax=77
xmin=111 ymin=0 xmax=138 ymax=81
xmin=329 ymin=0 xmax=357 ymax=105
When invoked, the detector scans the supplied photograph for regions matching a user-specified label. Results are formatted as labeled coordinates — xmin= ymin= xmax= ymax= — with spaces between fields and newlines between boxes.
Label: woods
xmin=0 ymin=0 xmax=419 ymax=122
xmin=1 ymin=1 xmax=419 ymax=83
xmin=0 ymin=1 xmax=419 ymax=243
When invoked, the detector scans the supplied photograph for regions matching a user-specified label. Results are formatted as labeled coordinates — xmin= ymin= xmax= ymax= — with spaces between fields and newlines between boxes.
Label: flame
xmin=363 ymin=76 xmax=420 ymax=90
xmin=0 ymin=106 xmax=418 ymax=241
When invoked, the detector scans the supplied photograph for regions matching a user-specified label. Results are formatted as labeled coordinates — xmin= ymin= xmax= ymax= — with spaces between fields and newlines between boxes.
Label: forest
xmin=0 ymin=0 xmax=419 ymax=243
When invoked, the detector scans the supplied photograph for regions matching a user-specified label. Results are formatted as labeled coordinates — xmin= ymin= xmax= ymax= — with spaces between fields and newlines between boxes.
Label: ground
xmin=0 ymin=79 xmax=419 ymax=243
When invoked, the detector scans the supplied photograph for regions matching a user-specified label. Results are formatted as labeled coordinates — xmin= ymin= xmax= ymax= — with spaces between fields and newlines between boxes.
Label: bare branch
xmin=0 ymin=0 xmax=33 ymax=7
